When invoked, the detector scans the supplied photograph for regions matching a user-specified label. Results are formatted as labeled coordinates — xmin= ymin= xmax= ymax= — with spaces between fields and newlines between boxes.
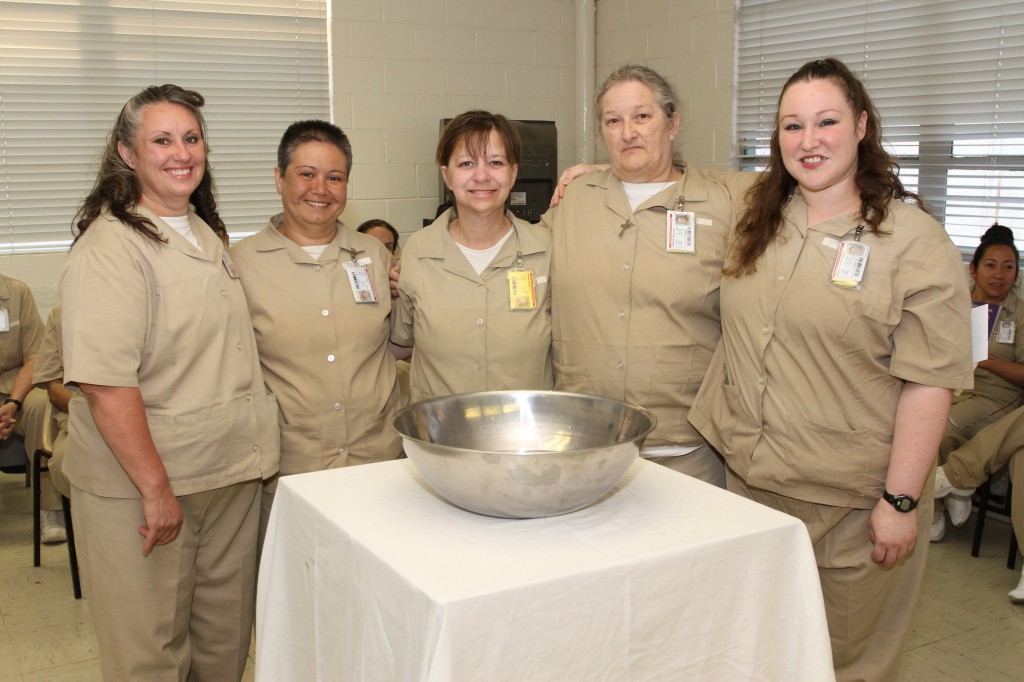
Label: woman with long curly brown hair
xmin=690 ymin=58 xmax=974 ymax=681
xmin=60 ymin=84 xmax=279 ymax=681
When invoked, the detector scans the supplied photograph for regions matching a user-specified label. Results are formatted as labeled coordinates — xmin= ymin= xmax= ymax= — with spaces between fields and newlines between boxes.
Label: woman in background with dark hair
xmin=59 ymin=84 xmax=279 ymax=681
xmin=357 ymin=218 xmax=400 ymax=255
xmin=690 ymin=58 xmax=973 ymax=681
xmin=932 ymin=223 xmax=1024 ymax=540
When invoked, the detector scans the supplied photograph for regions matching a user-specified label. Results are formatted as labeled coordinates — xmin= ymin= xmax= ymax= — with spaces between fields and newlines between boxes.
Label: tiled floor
xmin=0 ymin=473 xmax=1019 ymax=681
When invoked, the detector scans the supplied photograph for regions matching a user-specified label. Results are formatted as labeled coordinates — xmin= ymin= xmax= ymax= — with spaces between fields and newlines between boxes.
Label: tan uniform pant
xmin=48 ymin=423 xmax=70 ymax=498
xmin=945 ymin=407 xmax=1024 ymax=551
xmin=940 ymin=392 xmax=1022 ymax=460
xmin=728 ymin=469 xmax=932 ymax=682
xmin=645 ymin=444 xmax=726 ymax=488
xmin=10 ymin=388 xmax=60 ymax=510
xmin=72 ymin=480 xmax=260 ymax=682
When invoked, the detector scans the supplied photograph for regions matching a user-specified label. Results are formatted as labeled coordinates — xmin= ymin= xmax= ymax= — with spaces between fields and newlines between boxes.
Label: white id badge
xmin=998 ymin=319 xmax=1015 ymax=344
xmin=0 ymin=307 xmax=8 ymax=333
xmin=666 ymin=210 xmax=696 ymax=253
xmin=343 ymin=258 xmax=378 ymax=303
xmin=830 ymin=240 xmax=870 ymax=289
xmin=222 ymin=252 xmax=240 ymax=279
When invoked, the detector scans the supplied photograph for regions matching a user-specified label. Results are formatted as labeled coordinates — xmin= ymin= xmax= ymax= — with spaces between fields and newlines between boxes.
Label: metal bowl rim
xmin=390 ymin=389 xmax=658 ymax=457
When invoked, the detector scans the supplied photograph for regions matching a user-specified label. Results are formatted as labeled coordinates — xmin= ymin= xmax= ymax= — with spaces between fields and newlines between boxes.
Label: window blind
xmin=737 ymin=0 xmax=1024 ymax=250
xmin=0 ymin=0 xmax=329 ymax=254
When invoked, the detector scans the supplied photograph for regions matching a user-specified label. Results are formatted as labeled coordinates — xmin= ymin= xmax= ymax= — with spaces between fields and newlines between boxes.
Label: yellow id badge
xmin=830 ymin=240 xmax=870 ymax=290
xmin=507 ymin=270 xmax=537 ymax=311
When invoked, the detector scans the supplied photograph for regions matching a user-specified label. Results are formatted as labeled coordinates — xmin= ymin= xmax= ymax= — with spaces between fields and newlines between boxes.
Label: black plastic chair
xmin=971 ymin=478 xmax=1018 ymax=570
xmin=30 ymin=403 xmax=81 ymax=599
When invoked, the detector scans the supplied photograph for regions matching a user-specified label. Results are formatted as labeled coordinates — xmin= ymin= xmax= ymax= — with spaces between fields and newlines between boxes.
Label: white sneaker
xmin=1009 ymin=568 xmax=1024 ymax=603
xmin=40 ymin=510 xmax=67 ymax=544
xmin=945 ymin=493 xmax=973 ymax=527
xmin=934 ymin=466 xmax=975 ymax=499
xmin=930 ymin=510 xmax=946 ymax=542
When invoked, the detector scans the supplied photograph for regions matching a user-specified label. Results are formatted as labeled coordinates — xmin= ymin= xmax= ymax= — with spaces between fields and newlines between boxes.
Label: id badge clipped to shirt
xmin=830 ymin=226 xmax=869 ymax=290
xmin=998 ymin=319 xmax=1015 ymax=344
xmin=0 ymin=306 xmax=8 ymax=333
xmin=507 ymin=249 xmax=537 ymax=311
xmin=666 ymin=210 xmax=696 ymax=253
xmin=344 ymin=258 xmax=378 ymax=304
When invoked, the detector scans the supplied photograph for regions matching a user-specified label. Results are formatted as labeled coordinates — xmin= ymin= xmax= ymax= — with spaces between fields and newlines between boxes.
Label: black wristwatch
xmin=2 ymin=397 xmax=21 ymax=412
xmin=882 ymin=490 xmax=918 ymax=512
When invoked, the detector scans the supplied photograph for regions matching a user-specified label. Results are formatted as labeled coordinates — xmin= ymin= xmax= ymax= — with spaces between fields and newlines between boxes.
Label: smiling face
xmin=777 ymin=78 xmax=867 ymax=206
xmin=971 ymin=243 xmax=1018 ymax=304
xmin=440 ymin=129 xmax=517 ymax=220
xmin=275 ymin=140 xmax=349 ymax=238
xmin=600 ymin=80 xmax=680 ymax=183
xmin=117 ymin=102 xmax=205 ymax=216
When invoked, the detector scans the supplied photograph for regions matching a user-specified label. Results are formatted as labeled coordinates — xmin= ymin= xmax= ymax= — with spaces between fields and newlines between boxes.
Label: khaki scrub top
xmin=690 ymin=194 xmax=974 ymax=508
xmin=230 ymin=215 xmax=402 ymax=481
xmin=0 ymin=274 xmax=44 ymax=394
xmin=59 ymin=209 xmax=280 ymax=498
xmin=391 ymin=209 xmax=554 ymax=401
xmin=969 ymin=292 xmax=1024 ymax=405
xmin=32 ymin=305 xmax=68 ymax=430
xmin=540 ymin=166 xmax=733 ymax=447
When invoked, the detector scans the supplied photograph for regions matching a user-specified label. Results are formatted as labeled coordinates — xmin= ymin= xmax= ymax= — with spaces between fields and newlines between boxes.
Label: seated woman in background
xmin=230 ymin=120 xmax=403 ymax=543
xmin=932 ymin=223 xmax=1024 ymax=541
xmin=935 ymin=405 xmax=1024 ymax=602
xmin=391 ymin=110 xmax=553 ymax=400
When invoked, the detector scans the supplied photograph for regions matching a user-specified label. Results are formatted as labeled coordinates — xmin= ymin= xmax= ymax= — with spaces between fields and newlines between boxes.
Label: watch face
xmin=897 ymin=497 xmax=913 ymax=512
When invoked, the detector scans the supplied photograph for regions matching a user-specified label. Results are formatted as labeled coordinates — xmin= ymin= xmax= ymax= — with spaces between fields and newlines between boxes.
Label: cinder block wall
xmin=10 ymin=0 xmax=739 ymax=309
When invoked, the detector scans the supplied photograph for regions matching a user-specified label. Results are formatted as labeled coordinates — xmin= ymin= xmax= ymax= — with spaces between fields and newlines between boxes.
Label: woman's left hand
xmin=868 ymin=501 xmax=918 ymax=568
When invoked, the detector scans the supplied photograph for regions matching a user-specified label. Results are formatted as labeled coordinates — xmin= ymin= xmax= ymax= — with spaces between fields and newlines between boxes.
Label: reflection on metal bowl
xmin=391 ymin=391 xmax=657 ymax=519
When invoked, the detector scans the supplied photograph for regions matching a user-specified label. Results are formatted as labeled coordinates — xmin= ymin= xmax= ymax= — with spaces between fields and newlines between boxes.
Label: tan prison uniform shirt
xmin=231 ymin=215 xmax=402 ymax=481
xmin=691 ymin=194 xmax=974 ymax=508
xmin=59 ymin=209 xmax=280 ymax=498
xmin=969 ymin=292 xmax=1024 ymax=405
xmin=0 ymin=274 xmax=44 ymax=393
xmin=541 ymin=166 xmax=733 ymax=447
xmin=32 ymin=305 xmax=68 ymax=430
xmin=391 ymin=209 xmax=553 ymax=401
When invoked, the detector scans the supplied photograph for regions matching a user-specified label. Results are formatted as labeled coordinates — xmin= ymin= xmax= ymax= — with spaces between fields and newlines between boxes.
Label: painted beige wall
xmin=11 ymin=0 xmax=739 ymax=309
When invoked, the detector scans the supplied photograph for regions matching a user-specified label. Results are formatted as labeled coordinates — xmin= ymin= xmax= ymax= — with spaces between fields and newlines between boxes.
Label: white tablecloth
xmin=256 ymin=459 xmax=834 ymax=681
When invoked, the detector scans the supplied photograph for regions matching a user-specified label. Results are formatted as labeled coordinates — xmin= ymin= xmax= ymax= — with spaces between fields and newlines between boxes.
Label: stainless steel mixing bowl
xmin=391 ymin=390 xmax=657 ymax=518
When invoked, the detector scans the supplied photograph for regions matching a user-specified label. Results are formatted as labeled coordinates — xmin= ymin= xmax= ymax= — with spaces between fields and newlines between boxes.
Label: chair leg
xmin=971 ymin=481 xmax=991 ymax=558
xmin=31 ymin=450 xmax=48 ymax=567
xmin=60 ymin=495 xmax=81 ymax=599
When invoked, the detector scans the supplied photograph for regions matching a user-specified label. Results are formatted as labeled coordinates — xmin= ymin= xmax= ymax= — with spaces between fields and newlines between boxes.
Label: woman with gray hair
xmin=59 ymin=84 xmax=280 ymax=681
xmin=541 ymin=64 xmax=737 ymax=486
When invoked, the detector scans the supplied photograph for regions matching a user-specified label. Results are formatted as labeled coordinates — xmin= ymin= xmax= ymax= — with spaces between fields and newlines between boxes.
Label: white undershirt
xmin=457 ymin=229 xmax=514 ymax=275
xmin=161 ymin=215 xmax=201 ymax=251
xmin=302 ymin=244 xmax=329 ymax=260
xmin=621 ymin=181 xmax=675 ymax=213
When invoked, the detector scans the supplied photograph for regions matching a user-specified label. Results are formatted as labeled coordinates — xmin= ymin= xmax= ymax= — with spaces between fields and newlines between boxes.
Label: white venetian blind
xmin=0 ymin=0 xmax=329 ymax=254
xmin=737 ymin=0 xmax=1024 ymax=250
